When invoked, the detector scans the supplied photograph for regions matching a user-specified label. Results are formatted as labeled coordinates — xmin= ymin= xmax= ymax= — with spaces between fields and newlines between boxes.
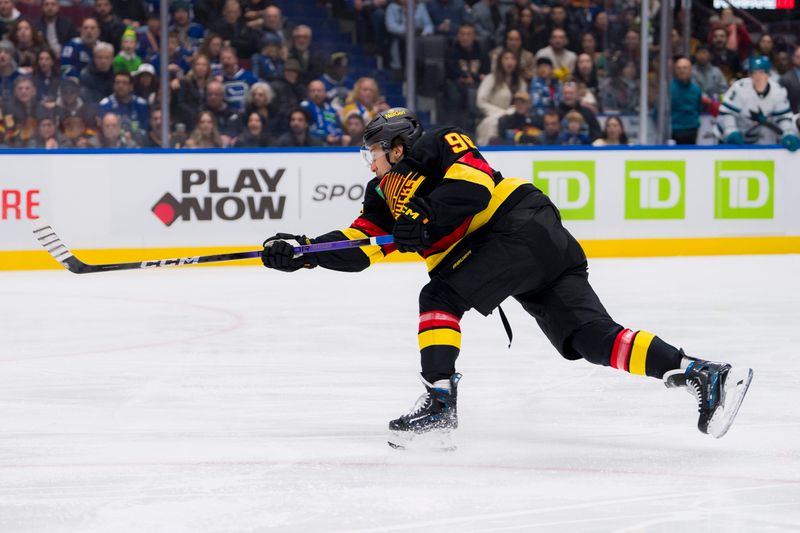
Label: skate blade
xmin=708 ymin=367 xmax=754 ymax=438
xmin=388 ymin=429 xmax=457 ymax=452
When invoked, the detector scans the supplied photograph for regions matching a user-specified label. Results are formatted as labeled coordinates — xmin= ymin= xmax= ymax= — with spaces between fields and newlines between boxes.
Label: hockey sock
xmin=610 ymin=328 xmax=683 ymax=379
xmin=419 ymin=311 xmax=461 ymax=383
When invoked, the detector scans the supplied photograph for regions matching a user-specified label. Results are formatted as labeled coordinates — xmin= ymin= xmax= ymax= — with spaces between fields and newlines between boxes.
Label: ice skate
xmin=664 ymin=358 xmax=753 ymax=438
xmin=388 ymin=373 xmax=461 ymax=451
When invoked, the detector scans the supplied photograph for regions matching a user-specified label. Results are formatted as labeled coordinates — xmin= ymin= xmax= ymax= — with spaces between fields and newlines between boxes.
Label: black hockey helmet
xmin=360 ymin=107 xmax=423 ymax=166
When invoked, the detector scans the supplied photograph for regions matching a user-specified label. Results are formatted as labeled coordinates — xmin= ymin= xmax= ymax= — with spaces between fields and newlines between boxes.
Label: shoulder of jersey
xmin=409 ymin=125 xmax=462 ymax=157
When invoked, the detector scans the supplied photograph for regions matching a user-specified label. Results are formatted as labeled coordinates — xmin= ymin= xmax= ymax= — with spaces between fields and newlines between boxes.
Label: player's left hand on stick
xmin=261 ymin=233 xmax=317 ymax=272
xmin=393 ymin=197 xmax=433 ymax=254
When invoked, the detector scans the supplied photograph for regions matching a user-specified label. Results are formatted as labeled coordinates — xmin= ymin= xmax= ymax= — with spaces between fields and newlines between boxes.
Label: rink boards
xmin=1 ymin=145 xmax=798 ymax=270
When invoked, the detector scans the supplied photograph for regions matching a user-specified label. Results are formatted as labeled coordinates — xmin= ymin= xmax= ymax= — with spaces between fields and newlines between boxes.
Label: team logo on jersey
xmin=625 ymin=161 xmax=685 ymax=219
xmin=380 ymin=169 xmax=426 ymax=219
xmin=714 ymin=160 xmax=774 ymax=219
xmin=152 ymin=168 xmax=286 ymax=226
xmin=533 ymin=161 xmax=595 ymax=220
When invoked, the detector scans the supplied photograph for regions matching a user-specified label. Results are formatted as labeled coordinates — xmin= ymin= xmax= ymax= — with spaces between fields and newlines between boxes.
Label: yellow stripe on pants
xmin=418 ymin=329 xmax=462 ymax=350
xmin=629 ymin=331 xmax=655 ymax=375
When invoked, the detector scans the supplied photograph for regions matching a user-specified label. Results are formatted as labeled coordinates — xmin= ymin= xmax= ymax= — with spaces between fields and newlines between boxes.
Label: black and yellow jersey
xmin=312 ymin=126 xmax=547 ymax=273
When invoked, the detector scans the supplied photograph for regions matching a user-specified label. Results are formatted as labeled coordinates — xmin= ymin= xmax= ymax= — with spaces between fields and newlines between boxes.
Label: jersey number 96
xmin=444 ymin=132 xmax=477 ymax=154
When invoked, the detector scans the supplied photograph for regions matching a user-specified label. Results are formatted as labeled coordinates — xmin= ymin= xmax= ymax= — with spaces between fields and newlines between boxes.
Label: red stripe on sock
xmin=419 ymin=311 xmax=461 ymax=332
xmin=611 ymin=328 xmax=636 ymax=371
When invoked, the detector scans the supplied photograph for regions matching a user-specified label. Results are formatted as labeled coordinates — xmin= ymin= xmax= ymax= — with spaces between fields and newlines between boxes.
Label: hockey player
xmin=261 ymin=108 xmax=754 ymax=449
xmin=718 ymin=56 xmax=800 ymax=152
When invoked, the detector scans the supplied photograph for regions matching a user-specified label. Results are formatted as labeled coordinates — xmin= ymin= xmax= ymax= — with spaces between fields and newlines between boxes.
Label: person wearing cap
xmin=54 ymin=77 xmax=99 ymax=147
xmin=319 ymin=52 xmax=354 ymax=110
xmin=269 ymin=58 xmax=307 ymax=134
xmin=0 ymin=39 xmax=21 ymax=100
xmin=718 ymin=55 xmax=799 ymax=151
xmin=497 ymin=91 xmax=539 ymax=145
xmin=112 ymin=26 xmax=142 ymax=74
xmin=691 ymin=45 xmax=727 ymax=100
xmin=170 ymin=0 xmax=204 ymax=54
xmin=251 ymin=32 xmax=284 ymax=82
xmin=132 ymin=62 xmax=156 ymax=101
xmin=528 ymin=56 xmax=561 ymax=121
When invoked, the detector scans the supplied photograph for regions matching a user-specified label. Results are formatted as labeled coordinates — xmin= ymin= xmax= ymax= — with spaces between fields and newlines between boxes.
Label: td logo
xmin=625 ymin=160 xmax=685 ymax=219
xmin=533 ymin=161 xmax=594 ymax=220
xmin=714 ymin=160 xmax=774 ymax=219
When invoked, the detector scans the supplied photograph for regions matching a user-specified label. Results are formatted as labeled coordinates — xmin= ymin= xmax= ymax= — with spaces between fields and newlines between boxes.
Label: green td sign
xmin=714 ymin=160 xmax=774 ymax=219
xmin=533 ymin=161 xmax=595 ymax=220
xmin=624 ymin=160 xmax=685 ymax=219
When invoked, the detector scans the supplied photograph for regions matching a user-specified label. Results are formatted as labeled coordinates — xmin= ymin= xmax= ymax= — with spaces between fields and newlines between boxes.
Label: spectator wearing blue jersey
xmin=251 ymin=33 xmax=284 ymax=82
xmin=427 ymin=0 xmax=466 ymax=39
xmin=301 ymin=79 xmax=349 ymax=146
xmin=319 ymin=52 xmax=353 ymax=111
xmin=99 ymin=71 xmax=149 ymax=134
xmin=220 ymin=45 xmax=257 ymax=112
xmin=80 ymin=41 xmax=115 ymax=104
xmin=170 ymin=1 xmax=204 ymax=54
xmin=529 ymin=57 xmax=561 ymax=121
xmin=149 ymin=31 xmax=191 ymax=79
xmin=0 ymin=39 xmax=21 ymax=101
xmin=61 ymin=17 xmax=100 ymax=78
xmin=137 ymin=13 xmax=159 ymax=59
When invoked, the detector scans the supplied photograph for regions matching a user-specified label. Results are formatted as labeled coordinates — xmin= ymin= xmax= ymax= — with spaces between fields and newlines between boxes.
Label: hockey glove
xmin=392 ymin=197 xmax=433 ymax=254
xmin=725 ymin=131 xmax=745 ymax=145
xmin=782 ymin=134 xmax=800 ymax=153
xmin=261 ymin=233 xmax=317 ymax=272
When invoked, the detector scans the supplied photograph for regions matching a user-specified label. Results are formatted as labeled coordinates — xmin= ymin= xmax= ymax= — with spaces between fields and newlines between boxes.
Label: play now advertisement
xmin=0 ymin=148 xmax=798 ymax=262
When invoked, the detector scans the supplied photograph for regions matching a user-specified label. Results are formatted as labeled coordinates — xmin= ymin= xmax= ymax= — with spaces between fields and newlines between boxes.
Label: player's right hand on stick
xmin=261 ymin=233 xmax=317 ymax=272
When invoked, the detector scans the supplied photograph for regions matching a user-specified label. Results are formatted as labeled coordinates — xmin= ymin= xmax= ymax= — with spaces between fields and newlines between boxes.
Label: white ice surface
xmin=1 ymin=255 xmax=799 ymax=532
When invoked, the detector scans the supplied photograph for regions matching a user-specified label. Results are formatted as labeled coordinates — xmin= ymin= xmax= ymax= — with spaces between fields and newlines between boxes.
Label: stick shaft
xmin=33 ymin=221 xmax=393 ymax=274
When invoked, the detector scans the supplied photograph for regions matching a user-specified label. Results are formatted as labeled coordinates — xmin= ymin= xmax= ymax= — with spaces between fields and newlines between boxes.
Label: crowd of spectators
xmin=0 ymin=0 xmax=796 ymax=149
xmin=348 ymin=0 xmax=798 ymax=148
xmin=0 ymin=0 xmax=392 ymax=148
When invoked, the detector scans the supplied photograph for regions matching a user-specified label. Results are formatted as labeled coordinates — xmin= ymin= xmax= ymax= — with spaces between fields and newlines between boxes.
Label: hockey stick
xmin=32 ymin=220 xmax=394 ymax=274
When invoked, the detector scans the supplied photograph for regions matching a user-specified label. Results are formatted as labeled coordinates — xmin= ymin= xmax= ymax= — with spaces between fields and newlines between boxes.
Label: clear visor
xmin=359 ymin=144 xmax=387 ymax=168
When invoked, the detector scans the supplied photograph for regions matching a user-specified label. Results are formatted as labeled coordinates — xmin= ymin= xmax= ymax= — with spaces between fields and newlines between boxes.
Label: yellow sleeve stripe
xmin=629 ymin=331 xmax=655 ymax=376
xmin=444 ymin=162 xmax=495 ymax=192
xmin=418 ymin=328 xmax=462 ymax=350
xmin=341 ymin=227 xmax=385 ymax=265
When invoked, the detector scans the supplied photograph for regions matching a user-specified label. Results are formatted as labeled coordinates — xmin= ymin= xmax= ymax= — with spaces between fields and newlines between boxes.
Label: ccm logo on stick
xmin=141 ymin=257 xmax=200 ymax=268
